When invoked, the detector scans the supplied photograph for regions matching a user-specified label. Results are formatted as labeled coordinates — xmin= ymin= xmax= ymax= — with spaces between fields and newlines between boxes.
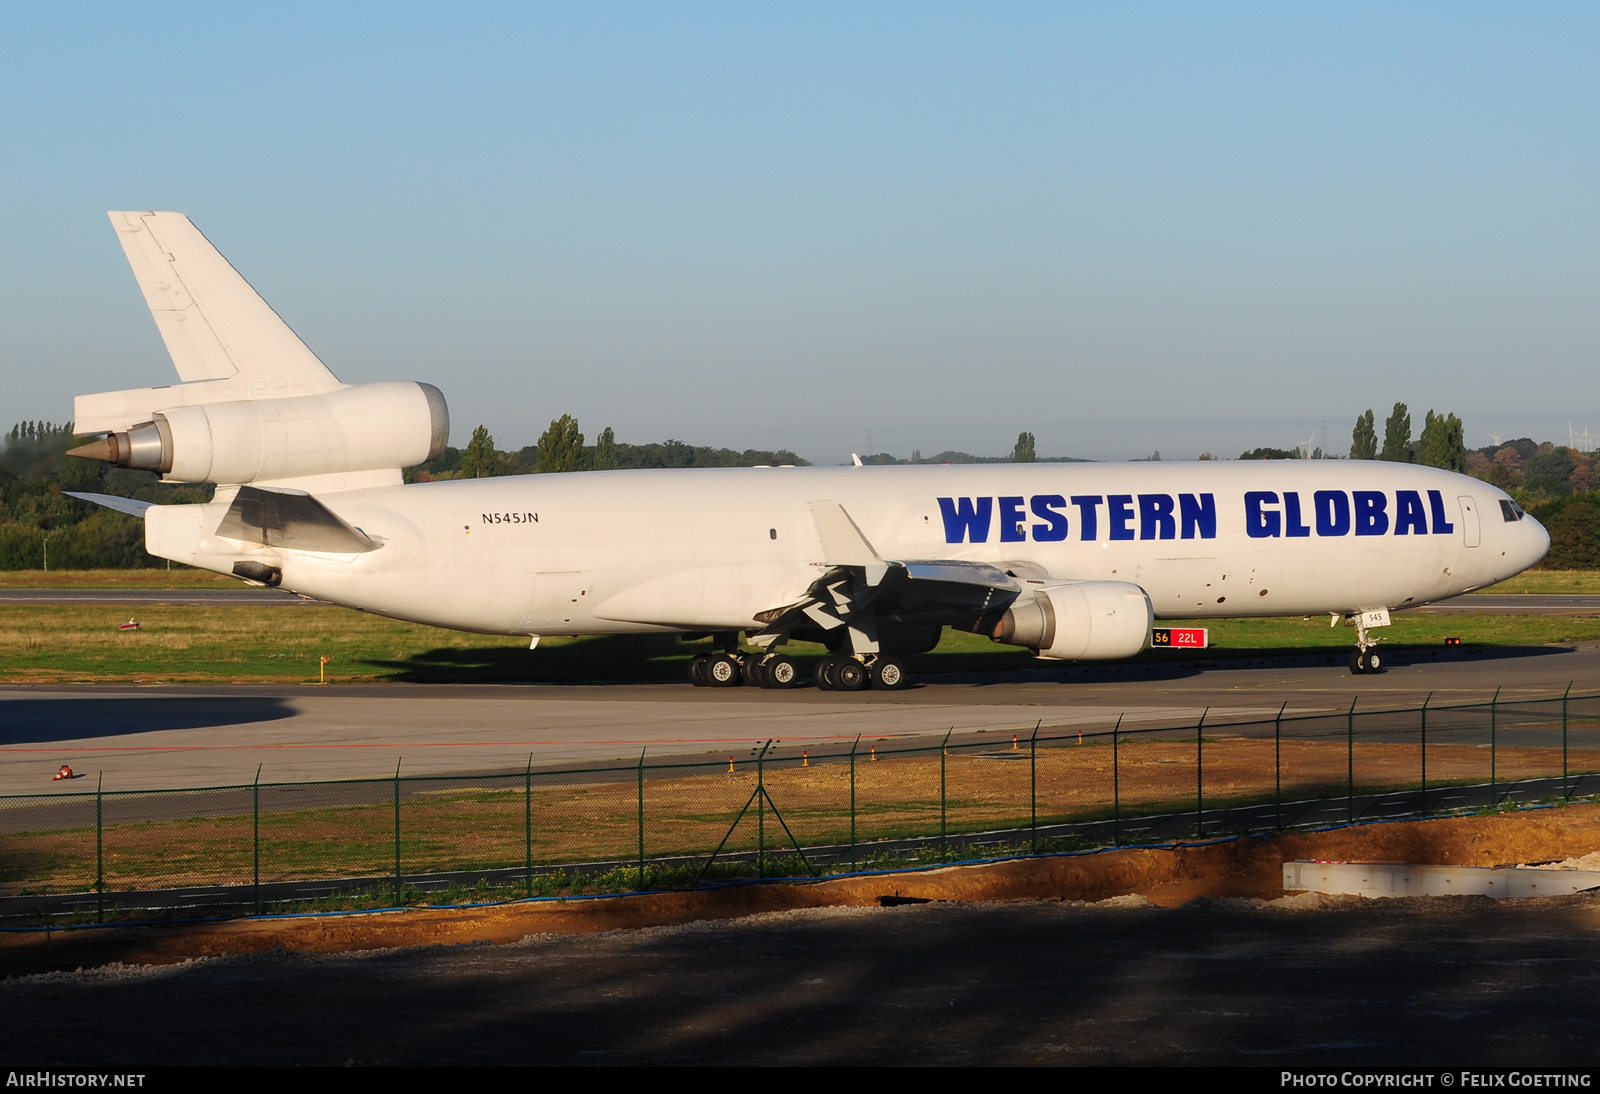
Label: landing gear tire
xmin=761 ymin=654 xmax=800 ymax=689
xmin=1349 ymin=649 xmax=1386 ymax=675
xmin=834 ymin=658 xmax=869 ymax=691
xmin=706 ymin=653 xmax=742 ymax=687
xmin=688 ymin=653 xmax=711 ymax=687
xmin=739 ymin=654 xmax=767 ymax=688
xmin=814 ymin=657 xmax=840 ymax=691
xmin=871 ymin=657 xmax=909 ymax=690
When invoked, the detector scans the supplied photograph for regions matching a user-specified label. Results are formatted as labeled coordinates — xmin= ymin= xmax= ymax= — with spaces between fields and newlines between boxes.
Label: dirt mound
xmin=6 ymin=803 xmax=1600 ymax=977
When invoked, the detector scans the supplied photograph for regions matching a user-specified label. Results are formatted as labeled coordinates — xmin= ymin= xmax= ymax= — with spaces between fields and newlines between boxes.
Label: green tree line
xmin=407 ymin=415 xmax=811 ymax=481
xmin=8 ymin=412 xmax=1600 ymax=569
xmin=1347 ymin=402 xmax=1467 ymax=471
xmin=0 ymin=421 xmax=210 ymax=569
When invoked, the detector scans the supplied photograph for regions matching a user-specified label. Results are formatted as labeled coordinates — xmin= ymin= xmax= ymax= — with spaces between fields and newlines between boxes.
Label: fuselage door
xmin=1458 ymin=496 xmax=1481 ymax=548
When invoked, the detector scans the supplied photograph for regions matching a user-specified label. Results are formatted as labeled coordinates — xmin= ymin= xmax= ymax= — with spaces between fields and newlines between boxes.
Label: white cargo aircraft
xmin=65 ymin=212 xmax=1549 ymax=689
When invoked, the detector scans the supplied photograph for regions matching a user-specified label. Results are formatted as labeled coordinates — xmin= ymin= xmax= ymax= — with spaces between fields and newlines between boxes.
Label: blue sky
xmin=2 ymin=3 xmax=1596 ymax=463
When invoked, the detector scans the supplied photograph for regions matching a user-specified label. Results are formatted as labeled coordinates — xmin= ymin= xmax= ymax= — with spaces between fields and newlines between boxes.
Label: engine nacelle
xmin=70 ymin=381 xmax=448 ymax=485
xmin=991 ymin=581 xmax=1154 ymax=660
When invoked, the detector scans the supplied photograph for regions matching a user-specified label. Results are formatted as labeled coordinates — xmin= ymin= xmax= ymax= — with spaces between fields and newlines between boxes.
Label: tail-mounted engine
xmin=68 ymin=381 xmax=448 ymax=485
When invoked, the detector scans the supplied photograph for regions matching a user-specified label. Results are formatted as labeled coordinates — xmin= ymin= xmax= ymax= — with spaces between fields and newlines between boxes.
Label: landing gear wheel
xmin=689 ymin=653 xmax=711 ymax=687
xmin=834 ymin=658 xmax=869 ymax=691
xmin=761 ymin=654 xmax=800 ymax=689
xmin=1349 ymin=649 xmax=1386 ymax=675
xmin=814 ymin=657 xmax=840 ymax=691
xmin=739 ymin=654 xmax=767 ymax=688
xmin=706 ymin=653 xmax=742 ymax=687
xmin=870 ymin=657 xmax=909 ymax=690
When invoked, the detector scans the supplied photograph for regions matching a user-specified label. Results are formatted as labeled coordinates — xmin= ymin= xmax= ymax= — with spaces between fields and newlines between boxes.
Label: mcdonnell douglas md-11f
xmin=64 ymin=212 xmax=1549 ymax=690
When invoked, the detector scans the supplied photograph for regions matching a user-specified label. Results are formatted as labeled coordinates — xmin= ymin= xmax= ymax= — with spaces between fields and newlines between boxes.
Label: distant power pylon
xmin=1487 ymin=430 xmax=1505 ymax=447
xmin=1568 ymin=422 xmax=1598 ymax=454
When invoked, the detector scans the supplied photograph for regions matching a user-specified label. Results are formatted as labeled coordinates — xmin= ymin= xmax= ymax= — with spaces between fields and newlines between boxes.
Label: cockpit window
xmin=1500 ymin=499 xmax=1524 ymax=522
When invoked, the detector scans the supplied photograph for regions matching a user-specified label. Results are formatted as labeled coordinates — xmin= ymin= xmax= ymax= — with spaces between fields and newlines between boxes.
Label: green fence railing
xmin=3 ymin=685 xmax=1598 ymax=920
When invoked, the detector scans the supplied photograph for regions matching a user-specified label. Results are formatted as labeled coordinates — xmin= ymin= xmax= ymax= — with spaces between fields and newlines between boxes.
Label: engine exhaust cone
xmin=67 ymin=437 xmax=116 ymax=463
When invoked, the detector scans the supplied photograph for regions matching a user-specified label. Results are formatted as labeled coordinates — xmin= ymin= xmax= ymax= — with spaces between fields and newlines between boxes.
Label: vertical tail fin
xmin=108 ymin=211 xmax=341 ymax=393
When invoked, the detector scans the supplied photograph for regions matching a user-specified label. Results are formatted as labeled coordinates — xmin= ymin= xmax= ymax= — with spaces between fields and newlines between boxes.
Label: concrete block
xmin=1282 ymin=860 xmax=1600 ymax=899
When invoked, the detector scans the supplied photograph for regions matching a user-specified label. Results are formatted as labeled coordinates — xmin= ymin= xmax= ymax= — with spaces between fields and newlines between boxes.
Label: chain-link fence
xmin=3 ymin=686 xmax=1598 ymax=920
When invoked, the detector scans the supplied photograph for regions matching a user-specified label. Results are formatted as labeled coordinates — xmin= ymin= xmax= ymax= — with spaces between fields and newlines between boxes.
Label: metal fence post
xmin=393 ymin=758 xmax=402 ymax=905
xmin=849 ymin=735 xmax=859 ymax=871
xmin=1420 ymin=693 xmax=1431 ymax=816
xmin=757 ymin=741 xmax=767 ymax=879
xmin=95 ymin=772 xmax=103 ymax=924
xmin=1347 ymin=697 xmax=1356 ymax=824
xmin=1274 ymin=701 xmax=1286 ymax=831
xmin=1563 ymin=681 xmax=1573 ymax=801
xmin=1490 ymin=686 xmax=1500 ymax=808
xmin=940 ymin=728 xmax=952 ymax=858
xmin=1029 ymin=720 xmax=1039 ymax=853
xmin=253 ymin=764 xmax=262 ymax=914
xmin=637 ymin=748 xmax=646 ymax=889
xmin=1112 ymin=714 xmax=1123 ymax=846
xmin=525 ymin=753 xmax=533 ymax=898
xmin=1196 ymin=708 xmax=1207 ymax=838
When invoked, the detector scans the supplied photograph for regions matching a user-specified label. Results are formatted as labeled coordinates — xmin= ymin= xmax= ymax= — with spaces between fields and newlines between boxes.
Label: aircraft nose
xmin=1521 ymin=513 xmax=1551 ymax=570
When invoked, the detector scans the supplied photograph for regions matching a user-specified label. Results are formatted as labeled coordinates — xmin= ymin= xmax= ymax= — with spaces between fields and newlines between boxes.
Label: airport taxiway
xmin=1 ymin=643 xmax=1593 ymax=793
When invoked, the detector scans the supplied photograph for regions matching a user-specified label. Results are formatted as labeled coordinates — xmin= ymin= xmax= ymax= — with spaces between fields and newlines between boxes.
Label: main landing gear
xmin=688 ymin=651 xmax=803 ymax=690
xmin=687 ymin=650 xmax=911 ymax=691
xmin=814 ymin=655 xmax=909 ymax=692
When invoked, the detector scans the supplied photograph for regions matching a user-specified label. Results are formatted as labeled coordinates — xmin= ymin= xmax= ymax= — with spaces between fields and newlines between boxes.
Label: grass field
xmin=1482 ymin=571 xmax=1600 ymax=594
xmin=1 ymin=600 xmax=1597 ymax=683
xmin=5 ymin=732 xmax=1595 ymax=902
xmin=0 ymin=568 xmax=236 ymax=588
xmin=0 ymin=568 xmax=1596 ymax=683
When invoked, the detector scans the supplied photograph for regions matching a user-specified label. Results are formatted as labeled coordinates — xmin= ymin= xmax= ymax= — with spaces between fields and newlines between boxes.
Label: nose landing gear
xmin=1346 ymin=613 xmax=1387 ymax=675
xmin=1349 ymin=647 xmax=1384 ymax=674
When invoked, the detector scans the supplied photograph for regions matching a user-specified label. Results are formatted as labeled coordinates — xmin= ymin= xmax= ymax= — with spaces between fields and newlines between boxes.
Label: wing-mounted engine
xmin=749 ymin=500 xmax=1155 ymax=662
xmin=988 ymin=581 xmax=1155 ymax=660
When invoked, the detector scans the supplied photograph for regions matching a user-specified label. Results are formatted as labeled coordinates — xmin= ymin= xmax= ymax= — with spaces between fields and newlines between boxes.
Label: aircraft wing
xmin=107 ymin=211 xmax=342 ymax=393
xmin=749 ymin=503 xmax=1024 ymax=649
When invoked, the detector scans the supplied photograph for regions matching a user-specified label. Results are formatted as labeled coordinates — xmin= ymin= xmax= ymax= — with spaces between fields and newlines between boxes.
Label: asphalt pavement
xmin=2 ymin=641 xmax=1594 ymax=792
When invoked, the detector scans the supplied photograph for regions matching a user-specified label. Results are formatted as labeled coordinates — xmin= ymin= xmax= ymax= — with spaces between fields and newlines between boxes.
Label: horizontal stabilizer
xmin=214 ymin=485 xmax=379 ymax=554
xmin=64 ymin=492 xmax=154 ymax=519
